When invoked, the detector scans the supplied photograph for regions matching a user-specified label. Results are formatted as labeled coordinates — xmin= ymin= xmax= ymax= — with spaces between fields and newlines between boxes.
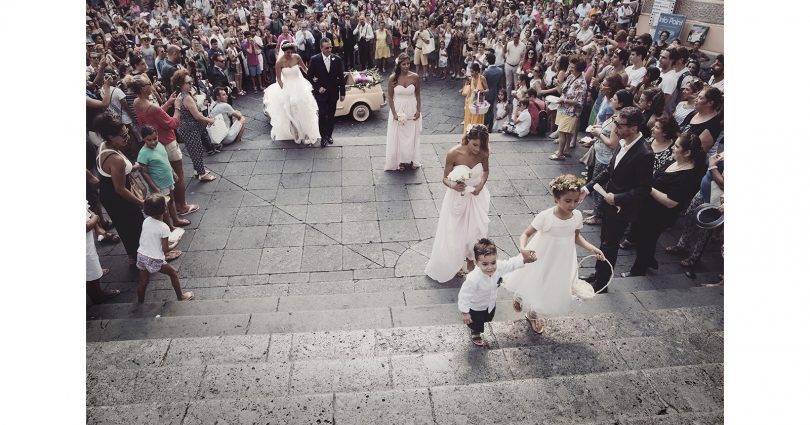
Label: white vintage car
xmin=264 ymin=71 xmax=385 ymax=122
xmin=335 ymin=71 xmax=386 ymax=122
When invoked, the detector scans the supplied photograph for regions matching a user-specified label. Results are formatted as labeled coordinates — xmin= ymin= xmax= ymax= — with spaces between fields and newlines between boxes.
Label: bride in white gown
xmin=263 ymin=41 xmax=321 ymax=144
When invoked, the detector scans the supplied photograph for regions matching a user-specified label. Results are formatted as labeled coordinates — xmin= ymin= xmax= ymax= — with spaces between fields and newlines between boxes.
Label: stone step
xmin=87 ymin=363 xmax=723 ymax=424
xmin=86 ymin=286 xmax=722 ymax=342
xmin=89 ymin=272 xmax=707 ymax=320
xmin=93 ymin=271 xmax=717 ymax=314
xmin=87 ymin=304 xmax=722 ymax=369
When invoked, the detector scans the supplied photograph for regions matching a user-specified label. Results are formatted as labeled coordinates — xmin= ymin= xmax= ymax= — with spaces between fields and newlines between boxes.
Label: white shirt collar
xmin=620 ymin=133 xmax=644 ymax=150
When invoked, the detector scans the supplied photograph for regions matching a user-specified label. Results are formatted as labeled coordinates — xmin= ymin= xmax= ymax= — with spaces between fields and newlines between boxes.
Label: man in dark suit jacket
xmin=307 ymin=38 xmax=346 ymax=147
xmin=580 ymin=107 xmax=653 ymax=293
xmin=339 ymin=15 xmax=356 ymax=70
xmin=481 ymin=52 xmax=504 ymax=131
xmin=207 ymin=53 xmax=232 ymax=103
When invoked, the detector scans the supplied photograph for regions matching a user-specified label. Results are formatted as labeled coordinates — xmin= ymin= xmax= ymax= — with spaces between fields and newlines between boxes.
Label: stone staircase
xmin=87 ymin=274 xmax=723 ymax=424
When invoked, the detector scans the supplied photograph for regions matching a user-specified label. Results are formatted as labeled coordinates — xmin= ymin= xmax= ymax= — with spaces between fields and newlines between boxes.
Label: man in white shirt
xmin=658 ymin=46 xmax=690 ymax=114
xmin=576 ymin=18 xmax=594 ymax=45
xmin=708 ymin=54 xmax=724 ymax=92
xmin=504 ymin=31 xmax=526 ymax=101
xmin=235 ymin=1 xmax=249 ymax=24
xmin=413 ymin=20 xmax=433 ymax=80
xmin=352 ymin=15 xmax=374 ymax=70
xmin=625 ymin=45 xmax=647 ymax=89
xmin=617 ymin=0 xmax=633 ymax=29
xmin=458 ymin=239 xmax=534 ymax=346
xmin=575 ymin=0 xmax=592 ymax=19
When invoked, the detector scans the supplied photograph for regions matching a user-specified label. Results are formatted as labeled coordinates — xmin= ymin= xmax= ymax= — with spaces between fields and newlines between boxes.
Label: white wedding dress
xmin=424 ymin=163 xmax=491 ymax=283
xmin=263 ymin=65 xmax=321 ymax=144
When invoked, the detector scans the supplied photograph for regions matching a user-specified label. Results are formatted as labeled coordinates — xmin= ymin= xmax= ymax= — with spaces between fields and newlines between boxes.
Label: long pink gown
xmin=424 ymin=163 xmax=491 ymax=283
xmin=384 ymin=84 xmax=422 ymax=170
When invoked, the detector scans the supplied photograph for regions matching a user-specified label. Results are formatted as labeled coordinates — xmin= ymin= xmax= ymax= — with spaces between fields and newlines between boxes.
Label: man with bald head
xmin=160 ymin=44 xmax=184 ymax=92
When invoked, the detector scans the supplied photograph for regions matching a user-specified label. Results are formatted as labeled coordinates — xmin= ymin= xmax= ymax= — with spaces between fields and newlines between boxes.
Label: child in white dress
xmin=494 ymin=89 xmax=510 ymax=132
xmin=503 ymin=175 xmax=605 ymax=334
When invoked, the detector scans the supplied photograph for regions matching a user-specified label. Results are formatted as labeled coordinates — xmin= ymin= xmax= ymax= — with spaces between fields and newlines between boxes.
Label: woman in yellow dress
xmin=460 ymin=63 xmax=489 ymax=133
xmin=375 ymin=23 xmax=392 ymax=73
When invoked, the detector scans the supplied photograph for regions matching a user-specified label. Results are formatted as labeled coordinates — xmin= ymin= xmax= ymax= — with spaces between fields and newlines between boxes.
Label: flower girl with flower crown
xmin=502 ymin=175 xmax=605 ymax=334
xmin=385 ymin=53 xmax=423 ymax=171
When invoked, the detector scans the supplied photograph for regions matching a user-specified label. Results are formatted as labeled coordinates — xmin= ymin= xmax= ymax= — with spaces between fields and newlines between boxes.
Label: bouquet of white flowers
xmin=397 ymin=112 xmax=407 ymax=126
xmin=447 ymin=165 xmax=476 ymax=196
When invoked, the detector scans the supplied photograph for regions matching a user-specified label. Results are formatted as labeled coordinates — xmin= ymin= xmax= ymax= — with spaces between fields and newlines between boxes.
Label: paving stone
xmin=251 ymin=160 xmax=283 ymax=174
xmin=313 ymin=157 xmax=342 ymax=171
xmin=246 ymin=173 xmax=281 ymax=190
xmin=342 ymin=185 xmax=376 ymax=202
xmin=182 ymin=395 xmax=334 ymax=424
xmin=222 ymin=161 xmax=256 ymax=176
xmin=392 ymin=349 xmax=513 ymax=389
xmin=207 ymin=191 xmax=245 ymax=207
xmin=375 ymin=184 xmax=410 ymax=201
xmin=306 ymin=203 xmax=343 ymax=223
xmin=248 ymin=308 xmax=391 ymax=334
xmin=224 ymin=283 xmax=288 ymax=298
xmin=504 ymin=340 xmax=629 ymax=379
xmin=86 ymin=339 xmax=170 ymax=370
xmin=335 ymin=388 xmax=434 ymax=425
xmin=129 ymin=366 xmax=206 ymax=404
xmin=198 ymin=362 xmax=291 ymax=399
xmin=354 ymin=268 xmax=396 ymax=280
xmin=380 ymin=218 xmax=419 ymax=242
xmin=282 ymin=158 xmax=313 ymax=173
xmin=287 ymin=280 xmax=356 ymax=296
xmin=341 ymin=156 xmax=371 ymax=171
xmin=175 ymin=250 xmax=223 ymax=278
xmin=431 ymin=379 xmax=555 ymax=424
xmin=275 ymin=187 xmax=310 ymax=205
xmin=265 ymin=224 xmax=306 ymax=247
xmin=310 ymin=171 xmax=342 ymax=187
xmin=644 ymin=364 xmax=724 ymax=414
xmin=225 ymin=226 xmax=267 ymax=249
xmin=216 ymin=248 xmax=262 ymax=276
xmin=162 ymin=335 xmax=272 ymax=366
xmin=342 ymin=202 xmax=379 ymax=221
xmin=309 ymin=186 xmax=342 ymax=203
xmin=377 ymin=200 xmax=415 ymax=220
xmin=258 ymin=246 xmax=303 ymax=274
xmin=198 ymin=207 xmax=238 ymax=228
xmin=394 ymin=248 xmax=429 ymax=277
xmin=279 ymin=172 xmax=311 ymax=189
xmin=86 ymin=402 xmax=188 ymax=425
xmin=86 ymin=368 xmax=141 ymax=406
xmin=342 ymin=220 xmax=382 ymax=244
xmin=300 ymin=245 xmax=343 ymax=272
xmin=290 ymin=329 xmax=376 ymax=360
xmin=304 ymin=222 xmax=342 ymax=245
xmin=234 ymin=206 xmax=273 ymax=226
xmin=279 ymin=291 xmax=404 ymax=312
xmin=290 ymin=357 xmax=391 ymax=395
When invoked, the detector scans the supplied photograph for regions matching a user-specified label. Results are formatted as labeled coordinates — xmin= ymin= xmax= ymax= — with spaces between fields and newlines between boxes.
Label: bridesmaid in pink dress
xmin=425 ymin=125 xmax=491 ymax=283
xmin=385 ymin=53 xmax=422 ymax=171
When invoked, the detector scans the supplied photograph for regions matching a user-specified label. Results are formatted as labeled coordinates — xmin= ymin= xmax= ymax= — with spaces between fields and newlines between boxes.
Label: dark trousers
xmin=358 ymin=39 xmax=372 ymax=70
xmin=595 ymin=207 xmax=631 ymax=291
xmin=315 ymin=94 xmax=338 ymax=140
xmin=343 ymin=44 xmax=355 ymax=69
xmin=629 ymin=218 xmax=668 ymax=275
xmin=484 ymin=99 xmax=496 ymax=131
xmin=466 ymin=307 xmax=496 ymax=333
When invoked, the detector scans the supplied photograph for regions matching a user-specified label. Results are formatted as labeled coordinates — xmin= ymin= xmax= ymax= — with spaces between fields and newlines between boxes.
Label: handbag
xmin=128 ymin=171 xmax=147 ymax=202
xmin=206 ymin=113 xmax=229 ymax=145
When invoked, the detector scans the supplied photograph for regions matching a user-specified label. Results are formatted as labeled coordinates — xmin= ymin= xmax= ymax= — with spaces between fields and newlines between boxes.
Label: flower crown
xmin=549 ymin=175 xmax=586 ymax=192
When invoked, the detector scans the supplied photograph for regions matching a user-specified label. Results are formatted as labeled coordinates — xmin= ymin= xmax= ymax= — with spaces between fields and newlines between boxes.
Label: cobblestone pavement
xmin=96 ymin=75 xmax=722 ymax=300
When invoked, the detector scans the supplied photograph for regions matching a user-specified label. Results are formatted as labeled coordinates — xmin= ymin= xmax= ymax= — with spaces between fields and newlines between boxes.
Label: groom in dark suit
xmin=580 ymin=107 xmax=653 ymax=293
xmin=307 ymin=38 xmax=346 ymax=147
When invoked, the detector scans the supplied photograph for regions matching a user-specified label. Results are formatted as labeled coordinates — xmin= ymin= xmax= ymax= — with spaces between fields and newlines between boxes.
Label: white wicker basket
xmin=572 ymin=255 xmax=614 ymax=299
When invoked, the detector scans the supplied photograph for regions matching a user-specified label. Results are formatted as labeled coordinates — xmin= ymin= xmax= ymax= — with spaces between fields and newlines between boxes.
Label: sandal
xmin=99 ymin=289 xmax=121 ymax=302
xmin=100 ymin=219 xmax=114 ymax=231
xmin=470 ymin=331 xmax=486 ymax=347
xmin=583 ymin=215 xmax=602 ymax=225
xmin=101 ymin=268 xmax=110 ymax=278
xmin=679 ymin=258 xmax=699 ymax=268
xmin=665 ymin=245 xmax=687 ymax=255
xmin=174 ymin=218 xmax=191 ymax=227
xmin=549 ymin=153 xmax=565 ymax=161
xmin=179 ymin=291 xmax=194 ymax=301
xmin=97 ymin=232 xmax=120 ymax=244
xmin=619 ymin=240 xmax=634 ymax=250
xmin=196 ymin=172 xmax=217 ymax=182
xmin=456 ymin=268 xmax=467 ymax=278
xmin=178 ymin=204 xmax=199 ymax=216
xmin=525 ymin=312 xmax=545 ymax=334
xmin=397 ymin=164 xmax=407 ymax=171
xmin=512 ymin=297 xmax=523 ymax=312
xmin=165 ymin=250 xmax=183 ymax=261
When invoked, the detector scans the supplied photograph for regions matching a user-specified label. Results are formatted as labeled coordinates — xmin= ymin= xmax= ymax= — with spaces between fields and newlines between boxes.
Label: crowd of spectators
xmin=85 ymin=0 xmax=725 ymax=299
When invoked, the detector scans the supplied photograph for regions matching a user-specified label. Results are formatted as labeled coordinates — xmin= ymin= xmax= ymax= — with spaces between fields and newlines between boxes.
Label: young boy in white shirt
xmin=458 ymin=238 xmax=536 ymax=346
xmin=504 ymin=99 xmax=532 ymax=137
